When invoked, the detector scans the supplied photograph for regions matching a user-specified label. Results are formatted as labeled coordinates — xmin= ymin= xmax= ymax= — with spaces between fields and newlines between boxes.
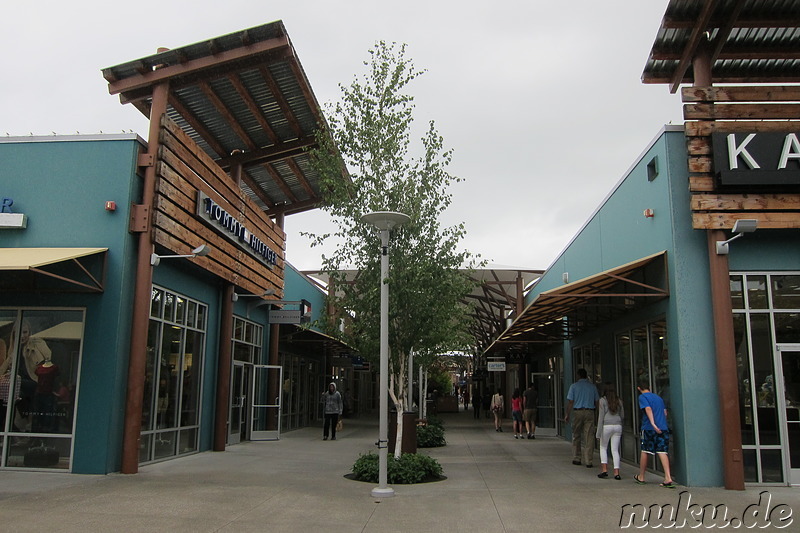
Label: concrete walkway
xmin=1 ymin=411 xmax=798 ymax=532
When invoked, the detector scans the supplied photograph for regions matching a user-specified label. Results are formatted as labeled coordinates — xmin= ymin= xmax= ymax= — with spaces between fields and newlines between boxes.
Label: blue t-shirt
xmin=567 ymin=379 xmax=599 ymax=409
xmin=638 ymin=391 xmax=667 ymax=431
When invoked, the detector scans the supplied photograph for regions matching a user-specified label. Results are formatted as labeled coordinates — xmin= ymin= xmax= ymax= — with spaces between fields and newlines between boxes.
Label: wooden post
xmin=707 ymin=231 xmax=745 ymax=490
xmin=214 ymin=284 xmax=235 ymax=450
xmin=121 ymin=81 xmax=169 ymax=474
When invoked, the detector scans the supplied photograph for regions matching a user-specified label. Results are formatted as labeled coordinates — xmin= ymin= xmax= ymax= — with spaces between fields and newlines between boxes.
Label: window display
xmin=0 ymin=309 xmax=84 ymax=470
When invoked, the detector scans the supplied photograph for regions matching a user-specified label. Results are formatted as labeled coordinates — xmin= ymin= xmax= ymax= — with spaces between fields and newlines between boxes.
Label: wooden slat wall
xmin=682 ymin=85 xmax=800 ymax=230
xmin=153 ymin=115 xmax=285 ymax=296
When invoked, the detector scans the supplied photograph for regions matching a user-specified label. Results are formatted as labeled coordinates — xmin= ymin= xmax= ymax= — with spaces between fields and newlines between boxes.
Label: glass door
xmin=229 ymin=362 xmax=249 ymax=445
xmin=251 ymin=365 xmax=282 ymax=440
xmin=531 ymin=372 xmax=557 ymax=437
xmin=777 ymin=348 xmax=800 ymax=485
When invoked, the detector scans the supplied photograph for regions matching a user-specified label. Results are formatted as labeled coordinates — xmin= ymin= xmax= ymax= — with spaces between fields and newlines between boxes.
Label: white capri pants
xmin=599 ymin=424 xmax=623 ymax=469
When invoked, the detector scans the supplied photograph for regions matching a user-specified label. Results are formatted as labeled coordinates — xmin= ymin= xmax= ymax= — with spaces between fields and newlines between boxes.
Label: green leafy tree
xmin=308 ymin=42 xmax=482 ymax=454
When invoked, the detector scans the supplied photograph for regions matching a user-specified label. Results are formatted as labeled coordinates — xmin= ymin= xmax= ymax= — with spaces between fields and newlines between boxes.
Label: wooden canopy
xmin=485 ymin=252 xmax=669 ymax=354
xmin=103 ymin=21 xmax=342 ymax=218
xmin=642 ymin=0 xmax=800 ymax=93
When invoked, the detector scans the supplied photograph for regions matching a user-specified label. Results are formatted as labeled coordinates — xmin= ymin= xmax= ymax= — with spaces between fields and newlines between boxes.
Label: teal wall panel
xmin=0 ymin=137 xmax=143 ymax=473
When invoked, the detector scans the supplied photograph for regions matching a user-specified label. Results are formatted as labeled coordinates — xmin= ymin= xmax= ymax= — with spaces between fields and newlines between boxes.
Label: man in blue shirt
xmin=635 ymin=379 xmax=675 ymax=488
xmin=565 ymin=368 xmax=599 ymax=467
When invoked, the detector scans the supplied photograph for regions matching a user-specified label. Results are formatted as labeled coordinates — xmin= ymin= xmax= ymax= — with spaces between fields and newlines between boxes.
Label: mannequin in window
xmin=0 ymin=321 xmax=52 ymax=433
xmin=32 ymin=358 xmax=60 ymax=433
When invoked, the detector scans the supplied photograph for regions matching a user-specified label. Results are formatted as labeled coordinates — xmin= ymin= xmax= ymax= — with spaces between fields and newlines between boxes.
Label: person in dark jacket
xmin=321 ymin=382 xmax=343 ymax=440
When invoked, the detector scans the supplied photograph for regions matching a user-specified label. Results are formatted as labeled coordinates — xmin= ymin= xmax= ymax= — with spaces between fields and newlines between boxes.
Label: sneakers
xmin=527 ymin=434 xmax=535 ymax=439
xmin=514 ymin=434 xmax=518 ymax=439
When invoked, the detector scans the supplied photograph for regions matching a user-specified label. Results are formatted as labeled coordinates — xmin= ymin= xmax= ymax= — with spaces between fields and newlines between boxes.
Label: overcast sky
xmin=2 ymin=0 xmax=683 ymax=271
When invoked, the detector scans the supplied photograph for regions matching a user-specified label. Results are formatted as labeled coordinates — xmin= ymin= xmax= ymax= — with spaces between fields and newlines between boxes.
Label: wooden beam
xmin=684 ymin=102 xmax=800 ymax=120
xmin=683 ymin=85 xmax=800 ymax=102
xmin=691 ymin=193 xmax=800 ymax=211
xmin=228 ymin=72 xmax=281 ymax=145
xmin=106 ymin=35 xmax=291 ymax=95
xmin=669 ymin=0 xmax=721 ymax=93
xmin=692 ymin=212 xmax=800 ymax=230
xmin=198 ymin=80 xmax=257 ymax=151
xmin=259 ymin=65 xmax=303 ymax=138
xmin=168 ymin=95 xmax=227 ymax=159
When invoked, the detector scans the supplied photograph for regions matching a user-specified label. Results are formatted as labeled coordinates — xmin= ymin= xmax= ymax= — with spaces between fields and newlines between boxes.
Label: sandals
xmin=660 ymin=481 xmax=676 ymax=489
xmin=634 ymin=475 xmax=646 ymax=485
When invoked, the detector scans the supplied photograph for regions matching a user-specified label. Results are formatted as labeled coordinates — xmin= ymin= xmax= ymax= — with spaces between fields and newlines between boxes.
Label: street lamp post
xmin=361 ymin=210 xmax=410 ymax=499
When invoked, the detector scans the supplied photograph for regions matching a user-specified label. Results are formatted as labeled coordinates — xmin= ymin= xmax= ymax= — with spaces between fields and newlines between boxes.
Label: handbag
xmin=336 ymin=418 xmax=343 ymax=431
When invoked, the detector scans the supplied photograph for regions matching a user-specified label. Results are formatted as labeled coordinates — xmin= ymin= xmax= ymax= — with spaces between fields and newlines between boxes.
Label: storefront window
xmin=141 ymin=286 xmax=206 ymax=464
xmin=733 ymin=272 xmax=800 ymax=484
xmin=730 ymin=275 xmax=744 ymax=310
xmin=572 ymin=342 xmax=601 ymax=384
xmin=615 ymin=319 xmax=668 ymax=465
xmin=746 ymin=275 xmax=768 ymax=310
xmin=1 ymin=309 xmax=84 ymax=470
xmin=771 ymin=275 xmax=800 ymax=310
xmin=733 ymin=314 xmax=755 ymax=445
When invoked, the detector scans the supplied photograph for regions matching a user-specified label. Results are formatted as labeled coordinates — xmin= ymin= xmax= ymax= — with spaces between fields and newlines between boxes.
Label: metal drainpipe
xmin=694 ymin=40 xmax=745 ymax=490
xmin=121 ymin=81 xmax=169 ymax=474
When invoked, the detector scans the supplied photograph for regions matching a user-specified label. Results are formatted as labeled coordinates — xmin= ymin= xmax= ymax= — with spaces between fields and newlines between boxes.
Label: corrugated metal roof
xmin=103 ymin=21 xmax=343 ymax=217
xmin=643 ymin=0 xmax=800 ymax=92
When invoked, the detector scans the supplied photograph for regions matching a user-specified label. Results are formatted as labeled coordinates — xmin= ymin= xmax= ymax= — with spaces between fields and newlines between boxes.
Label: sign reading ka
xmin=712 ymin=132 xmax=800 ymax=186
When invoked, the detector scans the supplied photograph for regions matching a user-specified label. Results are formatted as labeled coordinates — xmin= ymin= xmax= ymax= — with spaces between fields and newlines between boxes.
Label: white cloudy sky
xmin=1 ymin=0 xmax=683 ymax=271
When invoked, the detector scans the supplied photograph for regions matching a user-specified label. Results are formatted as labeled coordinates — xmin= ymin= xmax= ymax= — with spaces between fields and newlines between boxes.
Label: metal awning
xmin=486 ymin=252 xmax=669 ymax=353
xmin=642 ymin=0 xmax=800 ymax=93
xmin=0 ymin=247 xmax=107 ymax=292
xmin=103 ymin=21 xmax=345 ymax=217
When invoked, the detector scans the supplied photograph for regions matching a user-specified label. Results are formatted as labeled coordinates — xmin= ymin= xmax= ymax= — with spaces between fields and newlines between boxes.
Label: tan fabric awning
xmin=0 ymin=248 xmax=107 ymax=270
xmin=486 ymin=251 xmax=669 ymax=352
xmin=0 ymin=247 xmax=108 ymax=292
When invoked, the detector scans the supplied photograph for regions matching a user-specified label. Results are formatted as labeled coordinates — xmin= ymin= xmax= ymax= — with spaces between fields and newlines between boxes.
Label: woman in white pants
xmin=596 ymin=383 xmax=624 ymax=480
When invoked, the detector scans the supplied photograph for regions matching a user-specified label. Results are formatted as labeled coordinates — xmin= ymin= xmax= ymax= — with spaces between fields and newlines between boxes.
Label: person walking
xmin=321 ymin=382 xmax=343 ymax=441
xmin=491 ymin=388 xmax=504 ymax=432
xmin=565 ymin=368 xmax=599 ymax=467
xmin=511 ymin=388 xmax=523 ymax=439
xmin=523 ymin=383 xmax=538 ymax=439
xmin=596 ymin=383 xmax=624 ymax=480
xmin=471 ymin=388 xmax=481 ymax=419
xmin=635 ymin=379 xmax=676 ymax=488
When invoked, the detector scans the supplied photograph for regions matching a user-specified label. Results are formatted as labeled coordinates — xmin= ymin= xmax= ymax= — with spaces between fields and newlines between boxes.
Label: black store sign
xmin=712 ymin=132 xmax=800 ymax=186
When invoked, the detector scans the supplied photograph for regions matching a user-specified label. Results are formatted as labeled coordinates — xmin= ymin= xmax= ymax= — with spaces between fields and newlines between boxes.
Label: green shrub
xmin=425 ymin=415 xmax=444 ymax=429
xmin=351 ymin=452 xmax=443 ymax=484
xmin=417 ymin=423 xmax=446 ymax=448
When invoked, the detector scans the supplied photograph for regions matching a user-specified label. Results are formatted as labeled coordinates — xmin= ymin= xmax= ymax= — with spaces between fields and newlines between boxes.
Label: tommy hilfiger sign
xmin=712 ymin=132 xmax=800 ymax=186
xmin=196 ymin=191 xmax=278 ymax=268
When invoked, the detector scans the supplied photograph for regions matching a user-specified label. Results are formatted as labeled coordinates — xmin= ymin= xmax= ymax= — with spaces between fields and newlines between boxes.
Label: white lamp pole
xmin=362 ymin=210 xmax=410 ymax=499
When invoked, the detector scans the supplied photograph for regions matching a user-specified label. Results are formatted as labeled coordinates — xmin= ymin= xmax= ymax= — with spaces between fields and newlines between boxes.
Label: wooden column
xmin=121 ymin=81 xmax=169 ymax=474
xmin=214 ymin=284 xmax=235 ymax=451
xmin=707 ymin=232 xmax=745 ymax=490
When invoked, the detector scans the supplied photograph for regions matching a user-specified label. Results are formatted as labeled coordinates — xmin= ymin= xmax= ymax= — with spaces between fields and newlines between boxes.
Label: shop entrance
xmin=229 ymin=362 xmax=251 ymax=445
xmin=777 ymin=347 xmax=800 ymax=485
xmin=251 ymin=364 xmax=282 ymax=440
xmin=531 ymin=372 xmax=558 ymax=437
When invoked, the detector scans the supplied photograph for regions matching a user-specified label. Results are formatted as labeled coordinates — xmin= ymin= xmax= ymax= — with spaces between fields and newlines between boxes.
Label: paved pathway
xmin=1 ymin=410 xmax=798 ymax=531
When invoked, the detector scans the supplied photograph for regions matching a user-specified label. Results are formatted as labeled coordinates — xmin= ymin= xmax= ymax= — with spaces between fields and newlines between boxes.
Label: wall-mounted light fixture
xmin=715 ymin=219 xmax=758 ymax=255
xmin=151 ymin=244 xmax=210 ymax=266
xmin=231 ymin=289 xmax=275 ymax=302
